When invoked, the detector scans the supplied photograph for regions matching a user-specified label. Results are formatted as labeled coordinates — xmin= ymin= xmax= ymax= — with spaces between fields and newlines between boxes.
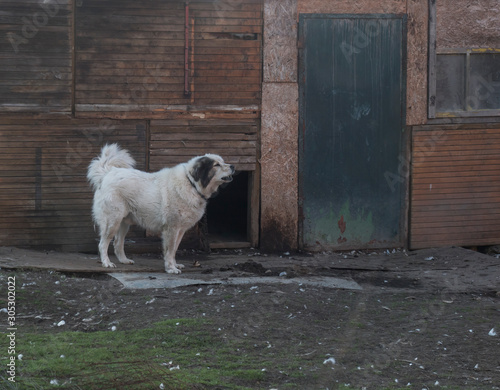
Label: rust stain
xmin=338 ymin=215 xmax=346 ymax=234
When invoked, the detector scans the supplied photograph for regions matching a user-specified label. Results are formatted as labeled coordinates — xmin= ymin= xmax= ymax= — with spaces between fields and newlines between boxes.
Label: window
xmin=428 ymin=0 xmax=500 ymax=119
xmin=434 ymin=50 xmax=500 ymax=117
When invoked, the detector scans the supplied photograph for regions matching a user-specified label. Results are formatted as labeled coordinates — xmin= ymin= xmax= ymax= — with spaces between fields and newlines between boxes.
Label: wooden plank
xmin=150 ymin=140 xmax=256 ymax=149
xmin=151 ymin=119 xmax=257 ymax=126
xmin=151 ymin=133 xmax=257 ymax=141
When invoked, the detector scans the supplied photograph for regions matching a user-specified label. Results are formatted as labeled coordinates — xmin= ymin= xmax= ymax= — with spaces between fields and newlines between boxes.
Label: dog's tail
xmin=87 ymin=143 xmax=136 ymax=190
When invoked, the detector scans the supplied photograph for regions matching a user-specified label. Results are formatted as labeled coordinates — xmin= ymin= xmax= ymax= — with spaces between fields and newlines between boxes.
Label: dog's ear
xmin=191 ymin=156 xmax=215 ymax=188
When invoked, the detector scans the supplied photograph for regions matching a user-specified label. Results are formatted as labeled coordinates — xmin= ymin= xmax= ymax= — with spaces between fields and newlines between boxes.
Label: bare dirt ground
xmin=1 ymin=245 xmax=499 ymax=389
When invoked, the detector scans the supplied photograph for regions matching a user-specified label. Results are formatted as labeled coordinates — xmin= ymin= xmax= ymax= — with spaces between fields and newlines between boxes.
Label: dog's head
xmin=189 ymin=154 xmax=235 ymax=198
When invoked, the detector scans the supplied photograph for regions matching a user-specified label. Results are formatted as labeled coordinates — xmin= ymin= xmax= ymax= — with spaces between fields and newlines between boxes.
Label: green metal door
xmin=299 ymin=15 xmax=407 ymax=250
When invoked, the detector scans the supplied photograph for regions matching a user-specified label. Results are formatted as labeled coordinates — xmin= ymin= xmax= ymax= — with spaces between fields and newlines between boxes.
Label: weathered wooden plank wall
xmin=0 ymin=0 xmax=73 ymax=114
xmin=0 ymin=0 xmax=263 ymax=251
xmin=410 ymin=125 xmax=500 ymax=249
xmin=75 ymin=0 xmax=263 ymax=117
xmin=150 ymin=119 xmax=258 ymax=171
xmin=0 ymin=119 xmax=147 ymax=252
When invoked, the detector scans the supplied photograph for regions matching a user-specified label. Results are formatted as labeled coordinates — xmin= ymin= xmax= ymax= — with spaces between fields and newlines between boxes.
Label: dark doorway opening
xmin=207 ymin=171 xmax=249 ymax=247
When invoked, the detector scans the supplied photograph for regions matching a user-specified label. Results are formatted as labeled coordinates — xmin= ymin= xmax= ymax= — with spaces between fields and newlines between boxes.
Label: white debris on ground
xmin=161 ymin=361 xmax=180 ymax=371
xmin=323 ymin=357 xmax=336 ymax=366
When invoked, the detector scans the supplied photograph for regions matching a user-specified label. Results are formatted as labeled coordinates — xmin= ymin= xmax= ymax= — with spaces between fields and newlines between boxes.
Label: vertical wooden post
xmin=184 ymin=1 xmax=191 ymax=97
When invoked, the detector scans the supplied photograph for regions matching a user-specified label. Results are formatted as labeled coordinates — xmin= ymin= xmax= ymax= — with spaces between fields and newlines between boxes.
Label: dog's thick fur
xmin=87 ymin=144 xmax=234 ymax=273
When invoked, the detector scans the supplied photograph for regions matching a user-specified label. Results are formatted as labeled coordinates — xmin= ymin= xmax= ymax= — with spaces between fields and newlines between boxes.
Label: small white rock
xmin=50 ymin=379 xmax=59 ymax=385
xmin=279 ymin=271 xmax=287 ymax=277
xmin=17 ymin=354 xmax=23 ymax=360
xmin=57 ymin=320 xmax=66 ymax=327
xmin=111 ymin=326 xmax=117 ymax=332
xmin=488 ymin=328 xmax=497 ymax=336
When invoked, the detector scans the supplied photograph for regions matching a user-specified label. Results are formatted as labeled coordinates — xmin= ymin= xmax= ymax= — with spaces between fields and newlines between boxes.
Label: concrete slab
xmin=110 ymin=272 xmax=363 ymax=291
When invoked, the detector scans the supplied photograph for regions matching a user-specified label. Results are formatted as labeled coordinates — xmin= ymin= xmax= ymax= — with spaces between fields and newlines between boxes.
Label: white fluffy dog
xmin=87 ymin=144 xmax=234 ymax=273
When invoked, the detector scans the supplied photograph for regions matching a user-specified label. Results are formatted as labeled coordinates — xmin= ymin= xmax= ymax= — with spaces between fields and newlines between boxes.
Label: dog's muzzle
xmin=222 ymin=165 xmax=235 ymax=182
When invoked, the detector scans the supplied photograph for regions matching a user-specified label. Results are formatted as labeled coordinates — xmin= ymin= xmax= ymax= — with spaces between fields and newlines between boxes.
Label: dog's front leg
xmin=162 ymin=228 xmax=182 ymax=274
xmin=173 ymin=229 xmax=186 ymax=270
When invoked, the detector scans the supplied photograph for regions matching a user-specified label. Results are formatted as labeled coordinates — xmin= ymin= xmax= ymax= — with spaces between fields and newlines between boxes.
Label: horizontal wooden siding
xmin=0 ymin=0 xmax=73 ymax=113
xmin=75 ymin=0 xmax=263 ymax=117
xmin=0 ymin=120 xmax=147 ymax=252
xmin=410 ymin=125 xmax=500 ymax=249
xmin=150 ymin=118 xmax=258 ymax=171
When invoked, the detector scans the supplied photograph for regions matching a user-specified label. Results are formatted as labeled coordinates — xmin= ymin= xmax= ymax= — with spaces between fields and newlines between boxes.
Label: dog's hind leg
xmin=98 ymin=234 xmax=116 ymax=268
xmin=114 ymin=221 xmax=134 ymax=265
xmin=97 ymin=219 xmax=121 ymax=268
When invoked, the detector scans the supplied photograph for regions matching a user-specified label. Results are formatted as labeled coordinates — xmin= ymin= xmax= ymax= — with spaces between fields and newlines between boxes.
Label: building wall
xmin=0 ymin=119 xmax=147 ymax=252
xmin=260 ymin=0 xmax=298 ymax=251
xmin=0 ymin=0 xmax=73 ymax=114
xmin=436 ymin=0 xmax=500 ymax=49
xmin=0 ymin=0 xmax=263 ymax=252
xmin=409 ymin=0 xmax=500 ymax=249
xmin=410 ymin=124 xmax=500 ymax=249
xmin=75 ymin=0 xmax=263 ymax=117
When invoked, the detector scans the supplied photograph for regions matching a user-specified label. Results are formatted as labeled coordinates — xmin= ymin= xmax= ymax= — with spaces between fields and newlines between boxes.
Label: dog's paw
xmin=103 ymin=261 xmax=117 ymax=268
xmin=166 ymin=267 xmax=182 ymax=274
xmin=119 ymin=258 xmax=135 ymax=265
xmin=176 ymin=263 xmax=185 ymax=269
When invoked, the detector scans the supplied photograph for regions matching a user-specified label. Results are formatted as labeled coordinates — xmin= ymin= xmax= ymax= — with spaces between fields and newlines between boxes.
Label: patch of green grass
xmin=0 ymin=319 xmax=285 ymax=390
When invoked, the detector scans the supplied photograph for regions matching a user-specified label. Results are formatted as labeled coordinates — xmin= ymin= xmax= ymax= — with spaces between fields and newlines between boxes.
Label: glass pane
xmin=436 ymin=54 xmax=466 ymax=112
xmin=469 ymin=53 xmax=500 ymax=110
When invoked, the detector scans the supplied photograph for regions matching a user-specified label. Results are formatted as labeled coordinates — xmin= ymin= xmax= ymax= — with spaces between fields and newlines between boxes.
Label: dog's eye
xmin=214 ymin=163 xmax=220 ymax=167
